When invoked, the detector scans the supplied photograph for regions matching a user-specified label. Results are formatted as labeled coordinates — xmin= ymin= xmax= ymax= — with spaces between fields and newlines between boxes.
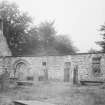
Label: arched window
xmin=13 ymin=59 xmax=32 ymax=80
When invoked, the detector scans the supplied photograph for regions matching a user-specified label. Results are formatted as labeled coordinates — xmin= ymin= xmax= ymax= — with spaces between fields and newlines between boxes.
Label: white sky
xmin=6 ymin=0 xmax=105 ymax=52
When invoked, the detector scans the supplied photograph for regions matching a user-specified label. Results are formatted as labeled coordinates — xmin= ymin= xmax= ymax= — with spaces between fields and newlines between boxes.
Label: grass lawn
xmin=0 ymin=81 xmax=105 ymax=105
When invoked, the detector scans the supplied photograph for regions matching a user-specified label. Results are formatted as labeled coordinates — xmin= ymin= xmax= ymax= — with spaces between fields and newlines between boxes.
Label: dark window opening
xmin=92 ymin=56 xmax=101 ymax=76
xmin=42 ymin=62 xmax=46 ymax=66
xmin=27 ymin=76 xmax=34 ymax=80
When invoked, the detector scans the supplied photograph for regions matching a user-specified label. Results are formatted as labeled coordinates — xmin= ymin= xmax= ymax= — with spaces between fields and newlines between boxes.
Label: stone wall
xmin=0 ymin=53 xmax=105 ymax=83
xmin=71 ymin=53 xmax=105 ymax=81
xmin=7 ymin=56 xmax=71 ymax=81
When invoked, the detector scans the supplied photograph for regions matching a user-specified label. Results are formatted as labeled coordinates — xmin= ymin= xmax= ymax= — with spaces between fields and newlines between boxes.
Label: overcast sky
xmin=7 ymin=0 xmax=105 ymax=52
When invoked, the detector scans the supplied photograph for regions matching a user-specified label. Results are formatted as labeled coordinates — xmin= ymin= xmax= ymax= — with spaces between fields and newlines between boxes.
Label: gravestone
xmin=0 ymin=69 xmax=10 ymax=91
xmin=73 ymin=65 xmax=78 ymax=84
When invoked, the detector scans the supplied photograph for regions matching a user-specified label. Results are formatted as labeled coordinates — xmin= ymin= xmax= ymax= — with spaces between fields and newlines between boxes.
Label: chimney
xmin=0 ymin=16 xmax=12 ymax=56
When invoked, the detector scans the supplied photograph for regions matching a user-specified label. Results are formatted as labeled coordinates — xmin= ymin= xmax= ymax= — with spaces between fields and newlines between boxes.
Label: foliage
xmin=53 ymin=35 xmax=77 ymax=55
xmin=36 ymin=21 xmax=77 ymax=55
xmin=0 ymin=0 xmax=33 ymax=56
xmin=88 ymin=48 xmax=97 ymax=53
xmin=0 ymin=1 xmax=77 ymax=56
xmin=38 ymin=21 xmax=56 ymax=49
xmin=96 ymin=23 xmax=105 ymax=52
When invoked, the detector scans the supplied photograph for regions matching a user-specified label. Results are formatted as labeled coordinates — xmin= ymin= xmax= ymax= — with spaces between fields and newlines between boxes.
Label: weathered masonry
xmin=0 ymin=52 xmax=105 ymax=83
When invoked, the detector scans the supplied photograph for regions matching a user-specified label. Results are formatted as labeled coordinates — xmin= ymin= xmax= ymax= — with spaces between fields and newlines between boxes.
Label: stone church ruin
xmin=0 ymin=18 xmax=105 ymax=84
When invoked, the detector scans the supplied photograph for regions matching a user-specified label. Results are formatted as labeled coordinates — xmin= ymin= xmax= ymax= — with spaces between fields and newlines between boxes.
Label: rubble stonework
xmin=0 ymin=53 xmax=105 ymax=83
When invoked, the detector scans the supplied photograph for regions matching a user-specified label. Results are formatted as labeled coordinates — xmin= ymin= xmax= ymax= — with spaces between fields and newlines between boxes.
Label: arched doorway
xmin=13 ymin=59 xmax=30 ymax=80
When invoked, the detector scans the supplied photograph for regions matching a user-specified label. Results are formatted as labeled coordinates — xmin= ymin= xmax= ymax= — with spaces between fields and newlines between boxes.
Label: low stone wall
xmin=8 ymin=56 xmax=71 ymax=81
xmin=0 ymin=53 xmax=105 ymax=83
xmin=71 ymin=53 xmax=105 ymax=81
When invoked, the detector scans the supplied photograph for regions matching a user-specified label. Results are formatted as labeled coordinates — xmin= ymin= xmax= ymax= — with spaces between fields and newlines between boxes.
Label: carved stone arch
xmin=13 ymin=59 xmax=30 ymax=80
xmin=13 ymin=59 xmax=30 ymax=70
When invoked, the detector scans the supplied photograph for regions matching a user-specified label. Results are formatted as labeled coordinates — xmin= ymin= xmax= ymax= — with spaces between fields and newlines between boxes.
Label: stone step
xmin=13 ymin=100 xmax=55 ymax=105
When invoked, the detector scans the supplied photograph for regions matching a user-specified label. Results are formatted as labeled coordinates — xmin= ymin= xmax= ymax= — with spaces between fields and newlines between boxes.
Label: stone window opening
xmin=42 ymin=62 xmax=46 ymax=66
xmin=41 ymin=61 xmax=48 ymax=81
xmin=13 ymin=59 xmax=30 ymax=80
xmin=92 ymin=56 xmax=101 ymax=76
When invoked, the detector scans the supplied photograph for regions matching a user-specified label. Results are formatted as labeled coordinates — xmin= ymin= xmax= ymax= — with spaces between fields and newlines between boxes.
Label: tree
xmin=0 ymin=0 xmax=33 ymax=56
xmin=24 ymin=27 xmax=40 ymax=56
xmin=36 ymin=21 xmax=77 ymax=55
xmin=96 ymin=23 xmax=105 ymax=52
xmin=54 ymin=35 xmax=77 ymax=55
xmin=0 ymin=1 xmax=77 ymax=56
xmin=38 ymin=21 xmax=56 ymax=47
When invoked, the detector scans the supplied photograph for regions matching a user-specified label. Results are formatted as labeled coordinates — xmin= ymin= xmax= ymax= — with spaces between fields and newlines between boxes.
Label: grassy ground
xmin=0 ymin=81 xmax=105 ymax=105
